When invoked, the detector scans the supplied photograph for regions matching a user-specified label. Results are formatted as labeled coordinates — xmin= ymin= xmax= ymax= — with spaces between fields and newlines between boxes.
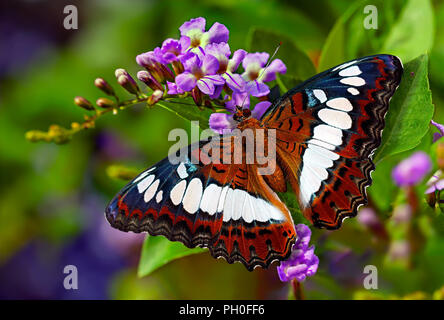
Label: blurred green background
xmin=1 ymin=0 xmax=444 ymax=299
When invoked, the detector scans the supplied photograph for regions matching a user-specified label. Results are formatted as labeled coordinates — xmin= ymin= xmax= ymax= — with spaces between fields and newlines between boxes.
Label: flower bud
xmin=171 ymin=60 xmax=184 ymax=75
xmin=74 ymin=96 xmax=95 ymax=111
xmin=147 ymin=90 xmax=163 ymax=106
xmin=158 ymin=63 xmax=175 ymax=82
xmin=117 ymin=75 xmax=140 ymax=95
xmin=25 ymin=130 xmax=48 ymax=143
xmin=191 ymin=87 xmax=203 ymax=106
xmin=96 ymin=97 xmax=116 ymax=109
xmin=94 ymin=78 xmax=115 ymax=96
xmin=137 ymin=71 xmax=163 ymax=91
xmin=136 ymin=53 xmax=164 ymax=83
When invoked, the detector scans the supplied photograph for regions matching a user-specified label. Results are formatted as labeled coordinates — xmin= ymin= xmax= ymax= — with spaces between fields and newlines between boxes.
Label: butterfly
xmin=105 ymin=54 xmax=403 ymax=271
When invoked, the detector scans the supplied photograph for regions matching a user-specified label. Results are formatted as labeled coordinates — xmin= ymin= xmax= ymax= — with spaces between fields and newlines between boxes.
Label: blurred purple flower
xmin=357 ymin=207 xmax=389 ymax=241
xmin=209 ymin=101 xmax=271 ymax=134
xmin=277 ymin=224 xmax=319 ymax=282
xmin=431 ymin=120 xmax=444 ymax=143
xmin=392 ymin=151 xmax=432 ymax=187
xmin=175 ymin=52 xmax=224 ymax=95
xmin=179 ymin=17 xmax=229 ymax=55
xmin=242 ymin=52 xmax=286 ymax=97
xmin=388 ymin=240 xmax=410 ymax=261
xmin=325 ymin=249 xmax=372 ymax=287
xmin=391 ymin=204 xmax=413 ymax=224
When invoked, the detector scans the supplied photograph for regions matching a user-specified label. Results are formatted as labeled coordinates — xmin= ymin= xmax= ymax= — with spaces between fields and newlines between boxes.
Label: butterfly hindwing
xmin=262 ymin=54 xmax=403 ymax=229
xmin=106 ymin=136 xmax=296 ymax=270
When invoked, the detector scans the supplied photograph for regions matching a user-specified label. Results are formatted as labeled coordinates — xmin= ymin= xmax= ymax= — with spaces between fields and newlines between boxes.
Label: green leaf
xmin=157 ymin=98 xmax=216 ymax=130
xmin=373 ymin=54 xmax=434 ymax=163
xmin=382 ymin=0 xmax=434 ymax=63
xmin=246 ymin=27 xmax=316 ymax=81
xmin=138 ymin=235 xmax=205 ymax=278
xmin=318 ymin=0 xmax=364 ymax=71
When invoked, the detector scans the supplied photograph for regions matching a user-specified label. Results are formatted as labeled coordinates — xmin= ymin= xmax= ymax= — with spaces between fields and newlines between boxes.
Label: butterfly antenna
xmin=240 ymin=42 xmax=282 ymax=109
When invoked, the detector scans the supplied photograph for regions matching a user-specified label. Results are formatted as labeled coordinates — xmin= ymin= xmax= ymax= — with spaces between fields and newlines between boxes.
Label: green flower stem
xmin=25 ymin=91 xmax=222 ymax=145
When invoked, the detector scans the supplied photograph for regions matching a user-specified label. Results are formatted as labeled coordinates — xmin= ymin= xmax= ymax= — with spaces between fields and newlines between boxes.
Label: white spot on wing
xmin=156 ymin=190 xmax=163 ymax=203
xmin=313 ymin=89 xmax=327 ymax=103
xmin=326 ymin=97 xmax=353 ymax=111
xmin=339 ymin=66 xmax=361 ymax=77
xmin=182 ymin=178 xmax=203 ymax=214
xmin=223 ymin=188 xmax=234 ymax=222
xmin=144 ymin=179 xmax=160 ymax=203
xmin=347 ymin=87 xmax=359 ymax=95
xmin=170 ymin=180 xmax=187 ymax=206
xmin=200 ymin=184 xmax=222 ymax=215
xmin=313 ymin=124 xmax=343 ymax=146
xmin=340 ymin=76 xmax=365 ymax=86
xmin=137 ymin=175 xmax=155 ymax=193
xmin=217 ymin=186 xmax=229 ymax=213
xmin=318 ymin=108 xmax=352 ymax=129
xmin=177 ymin=162 xmax=188 ymax=179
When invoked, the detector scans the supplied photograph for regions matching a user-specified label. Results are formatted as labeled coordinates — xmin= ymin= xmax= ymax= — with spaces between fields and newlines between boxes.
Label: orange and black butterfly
xmin=105 ymin=55 xmax=403 ymax=270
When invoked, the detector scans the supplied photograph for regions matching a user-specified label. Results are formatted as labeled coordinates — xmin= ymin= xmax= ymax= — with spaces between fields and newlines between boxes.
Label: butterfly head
xmin=232 ymin=107 xmax=252 ymax=122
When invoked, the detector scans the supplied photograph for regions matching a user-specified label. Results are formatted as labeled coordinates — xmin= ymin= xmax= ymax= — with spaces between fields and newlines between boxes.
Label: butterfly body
xmin=106 ymin=54 xmax=403 ymax=270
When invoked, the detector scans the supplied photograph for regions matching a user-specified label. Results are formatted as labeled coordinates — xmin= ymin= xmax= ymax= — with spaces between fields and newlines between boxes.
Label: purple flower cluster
xmin=277 ymin=224 xmax=319 ymax=282
xmin=135 ymin=17 xmax=286 ymax=133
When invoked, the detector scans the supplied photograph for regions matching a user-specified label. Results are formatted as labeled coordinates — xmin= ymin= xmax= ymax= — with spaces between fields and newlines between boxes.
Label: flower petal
xmin=261 ymin=58 xmax=287 ymax=82
xmin=206 ymin=42 xmax=231 ymax=60
xmin=175 ymin=72 xmax=197 ymax=92
xmin=201 ymin=54 xmax=220 ymax=75
xmin=167 ymin=81 xmax=184 ymax=95
xmin=179 ymin=17 xmax=206 ymax=35
xmin=209 ymin=113 xmax=237 ymax=134
xmin=197 ymin=78 xmax=215 ymax=95
xmin=225 ymin=91 xmax=250 ymax=110
xmin=180 ymin=51 xmax=200 ymax=72
xmin=223 ymin=72 xmax=245 ymax=92
xmin=246 ymin=80 xmax=270 ymax=97
xmin=242 ymin=52 xmax=269 ymax=70
xmin=209 ymin=85 xmax=224 ymax=99
xmin=251 ymin=101 xmax=271 ymax=120
xmin=207 ymin=22 xmax=229 ymax=44
xmin=179 ymin=36 xmax=191 ymax=51
xmin=228 ymin=49 xmax=247 ymax=72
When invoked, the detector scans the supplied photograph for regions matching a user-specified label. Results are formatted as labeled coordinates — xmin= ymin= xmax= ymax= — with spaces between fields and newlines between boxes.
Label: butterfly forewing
xmin=262 ymin=54 xmax=403 ymax=229
xmin=106 ymin=136 xmax=296 ymax=271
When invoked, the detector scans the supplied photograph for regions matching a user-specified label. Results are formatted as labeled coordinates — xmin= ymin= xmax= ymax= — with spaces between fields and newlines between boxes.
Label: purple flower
xmin=392 ymin=151 xmax=432 ymax=186
xmin=179 ymin=17 xmax=229 ymax=55
xmin=425 ymin=170 xmax=444 ymax=194
xmin=431 ymin=120 xmax=444 ymax=143
xmin=242 ymin=52 xmax=286 ymax=97
xmin=205 ymin=43 xmax=246 ymax=92
xmin=209 ymin=100 xmax=272 ymax=134
xmin=276 ymin=224 xmax=319 ymax=282
xmin=175 ymin=52 xmax=224 ymax=95
xmin=167 ymin=81 xmax=185 ymax=95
